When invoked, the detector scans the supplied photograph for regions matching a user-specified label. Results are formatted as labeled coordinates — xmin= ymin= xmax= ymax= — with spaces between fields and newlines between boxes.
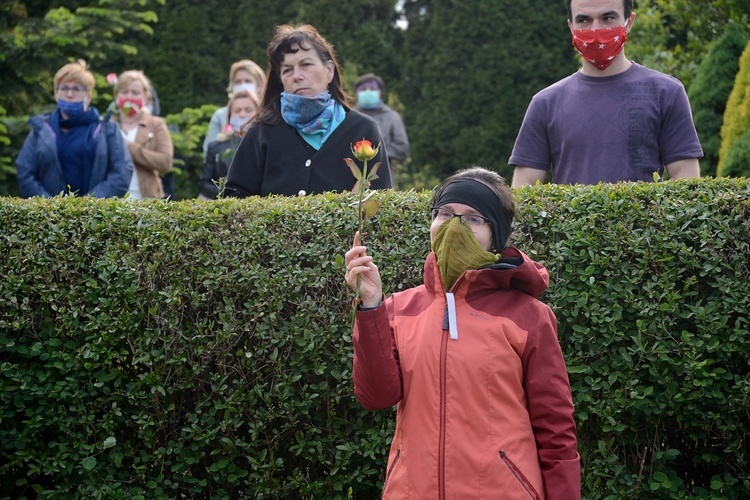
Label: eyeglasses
xmin=430 ymin=207 xmax=490 ymax=227
xmin=57 ymin=85 xmax=87 ymax=95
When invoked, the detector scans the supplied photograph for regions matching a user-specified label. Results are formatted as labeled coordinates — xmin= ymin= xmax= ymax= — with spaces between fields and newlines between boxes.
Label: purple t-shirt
xmin=508 ymin=63 xmax=703 ymax=184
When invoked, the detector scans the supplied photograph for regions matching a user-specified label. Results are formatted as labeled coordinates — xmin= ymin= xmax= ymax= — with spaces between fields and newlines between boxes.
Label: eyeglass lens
xmin=58 ymin=86 xmax=85 ymax=93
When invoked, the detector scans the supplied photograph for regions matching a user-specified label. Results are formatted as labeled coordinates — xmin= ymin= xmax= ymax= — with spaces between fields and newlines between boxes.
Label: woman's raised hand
xmin=344 ymin=231 xmax=383 ymax=308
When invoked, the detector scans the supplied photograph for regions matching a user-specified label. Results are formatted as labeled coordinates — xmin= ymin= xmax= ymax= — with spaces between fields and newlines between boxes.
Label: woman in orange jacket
xmin=344 ymin=167 xmax=580 ymax=499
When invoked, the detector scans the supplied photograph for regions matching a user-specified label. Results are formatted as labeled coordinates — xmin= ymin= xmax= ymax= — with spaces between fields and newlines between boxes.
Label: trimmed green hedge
xmin=1 ymin=178 xmax=748 ymax=499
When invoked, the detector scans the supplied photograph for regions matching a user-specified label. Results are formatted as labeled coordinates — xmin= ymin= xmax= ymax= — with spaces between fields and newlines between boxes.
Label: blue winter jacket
xmin=16 ymin=110 xmax=133 ymax=198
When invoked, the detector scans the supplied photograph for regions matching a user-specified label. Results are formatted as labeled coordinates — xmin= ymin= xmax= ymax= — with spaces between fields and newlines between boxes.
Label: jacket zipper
xmin=438 ymin=275 xmax=464 ymax=499
xmin=499 ymin=451 xmax=541 ymax=500
xmin=438 ymin=307 xmax=450 ymax=500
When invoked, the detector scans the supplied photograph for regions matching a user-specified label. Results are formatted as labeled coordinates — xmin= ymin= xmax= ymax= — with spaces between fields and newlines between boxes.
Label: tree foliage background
xmin=717 ymin=41 xmax=750 ymax=178
xmin=1 ymin=0 xmax=750 ymax=196
xmin=687 ymin=22 xmax=748 ymax=177
xmin=627 ymin=0 xmax=749 ymax=88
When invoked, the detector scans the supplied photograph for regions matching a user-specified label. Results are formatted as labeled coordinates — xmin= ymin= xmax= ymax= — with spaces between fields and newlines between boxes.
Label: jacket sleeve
xmin=127 ymin=117 xmax=173 ymax=175
xmin=16 ymin=128 xmax=53 ymax=198
xmin=88 ymin=122 xmax=133 ymax=198
xmin=386 ymin=112 xmax=410 ymax=164
xmin=352 ymin=300 xmax=403 ymax=410
xmin=522 ymin=305 xmax=581 ymax=499
xmin=225 ymin=126 xmax=264 ymax=198
xmin=199 ymin=144 xmax=220 ymax=199
xmin=203 ymin=108 xmax=225 ymax=155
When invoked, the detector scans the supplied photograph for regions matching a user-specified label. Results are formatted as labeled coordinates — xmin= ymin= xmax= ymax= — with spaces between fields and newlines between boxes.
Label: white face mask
xmin=229 ymin=116 xmax=246 ymax=132
xmin=233 ymin=82 xmax=257 ymax=95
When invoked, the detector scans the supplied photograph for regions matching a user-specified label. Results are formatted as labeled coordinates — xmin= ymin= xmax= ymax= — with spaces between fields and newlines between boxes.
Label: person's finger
xmin=344 ymin=245 xmax=368 ymax=267
xmin=353 ymin=231 xmax=360 ymax=247
xmin=345 ymin=265 xmax=363 ymax=288
xmin=348 ymin=255 xmax=373 ymax=272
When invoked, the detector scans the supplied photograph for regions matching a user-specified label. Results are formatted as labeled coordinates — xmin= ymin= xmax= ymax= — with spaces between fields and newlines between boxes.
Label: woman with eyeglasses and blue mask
xmin=16 ymin=60 xmax=133 ymax=198
xmin=344 ymin=166 xmax=581 ymax=499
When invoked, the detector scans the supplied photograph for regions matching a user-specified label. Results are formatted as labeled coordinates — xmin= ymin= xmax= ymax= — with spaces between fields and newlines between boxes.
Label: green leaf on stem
xmin=367 ymin=162 xmax=381 ymax=180
xmin=361 ymin=198 xmax=381 ymax=220
xmin=344 ymin=158 xmax=363 ymax=181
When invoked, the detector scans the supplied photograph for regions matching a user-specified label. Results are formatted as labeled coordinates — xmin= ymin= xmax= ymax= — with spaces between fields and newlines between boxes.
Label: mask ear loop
xmin=624 ymin=14 xmax=634 ymax=31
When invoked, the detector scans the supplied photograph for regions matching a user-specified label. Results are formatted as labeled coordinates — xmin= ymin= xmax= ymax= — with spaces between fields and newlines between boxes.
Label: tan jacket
xmin=126 ymin=112 xmax=173 ymax=199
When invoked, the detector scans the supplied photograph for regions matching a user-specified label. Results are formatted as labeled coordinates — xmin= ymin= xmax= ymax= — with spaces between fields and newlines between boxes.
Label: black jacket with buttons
xmin=225 ymin=109 xmax=392 ymax=197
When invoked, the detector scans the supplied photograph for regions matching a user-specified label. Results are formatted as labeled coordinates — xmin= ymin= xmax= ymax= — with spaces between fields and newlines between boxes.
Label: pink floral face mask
xmin=117 ymin=98 xmax=143 ymax=117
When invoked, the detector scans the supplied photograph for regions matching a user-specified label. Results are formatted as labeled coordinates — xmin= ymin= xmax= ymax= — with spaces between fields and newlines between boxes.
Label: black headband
xmin=434 ymin=178 xmax=513 ymax=251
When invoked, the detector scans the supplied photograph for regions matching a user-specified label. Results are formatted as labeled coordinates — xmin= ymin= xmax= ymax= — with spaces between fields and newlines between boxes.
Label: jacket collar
xmin=423 ymin=247 xmax=550 ymax=298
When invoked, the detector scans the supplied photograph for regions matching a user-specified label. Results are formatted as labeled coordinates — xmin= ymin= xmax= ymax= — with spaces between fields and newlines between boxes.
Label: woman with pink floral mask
xmin=114 ymin=70 xmax=174 ymax=199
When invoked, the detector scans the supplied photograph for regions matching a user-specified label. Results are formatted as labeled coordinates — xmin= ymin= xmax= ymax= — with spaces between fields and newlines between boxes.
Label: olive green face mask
xmin=431 ymin=217 xmax=499 ymax=290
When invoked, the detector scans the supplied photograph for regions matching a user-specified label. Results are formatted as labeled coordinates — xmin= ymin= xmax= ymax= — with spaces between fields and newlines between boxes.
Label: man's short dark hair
xmin=566 ymin=0 xmax=633 ymax=21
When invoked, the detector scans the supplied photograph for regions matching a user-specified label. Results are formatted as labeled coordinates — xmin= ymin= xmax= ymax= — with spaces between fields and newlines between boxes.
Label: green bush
xmin=722 ymin=128 xmax=750 ymax=178
xmin=1 ymin=178 xmax=748 ymax=498
xmin=164 ymin=105 xmax=218 ymax=201
xmin=0 ymin=112 xmax=33 ymax=198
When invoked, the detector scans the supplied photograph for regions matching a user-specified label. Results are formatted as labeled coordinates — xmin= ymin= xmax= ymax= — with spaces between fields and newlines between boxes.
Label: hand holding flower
xmin=344 ymin=231 xmax=383 ymax=308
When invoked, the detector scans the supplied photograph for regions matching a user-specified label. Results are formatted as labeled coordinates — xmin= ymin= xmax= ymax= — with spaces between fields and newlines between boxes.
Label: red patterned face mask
xmin=571 ymin=25 xmax=628 ymax=71
xmin=117 ymin=98 xmax=143 ymax=117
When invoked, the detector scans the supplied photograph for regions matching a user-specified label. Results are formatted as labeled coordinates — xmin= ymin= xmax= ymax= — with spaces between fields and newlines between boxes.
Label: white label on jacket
xmin=447 ymin=292 xmax=458 ymax=340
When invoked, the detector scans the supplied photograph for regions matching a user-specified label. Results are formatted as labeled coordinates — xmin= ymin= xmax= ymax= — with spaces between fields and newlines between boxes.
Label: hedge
xmin=1 ymin=178 xmax=748 ymax=499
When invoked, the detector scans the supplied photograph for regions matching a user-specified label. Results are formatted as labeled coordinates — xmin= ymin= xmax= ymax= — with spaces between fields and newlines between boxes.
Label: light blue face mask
xmin=357 ymin=89 xmax=381 ymax=109
xmin=229 ymin=116 xmax=246 ymax=132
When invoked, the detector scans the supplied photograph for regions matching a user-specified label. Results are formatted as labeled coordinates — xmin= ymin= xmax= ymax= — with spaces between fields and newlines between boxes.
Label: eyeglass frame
xmin=56 ymin=85 xmax=88 ymax=95
xmin=430 ymin=207 xmax=491 ymax=227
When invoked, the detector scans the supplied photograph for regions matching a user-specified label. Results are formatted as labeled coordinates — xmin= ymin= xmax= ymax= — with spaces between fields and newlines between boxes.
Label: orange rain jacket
xmin=353 ymin=248 xmax=580 ymax=499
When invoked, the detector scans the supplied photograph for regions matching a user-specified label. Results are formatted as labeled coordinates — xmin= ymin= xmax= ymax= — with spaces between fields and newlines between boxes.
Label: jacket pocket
xmin=383 ymin=449 xmax=401 ymax=492
xmin=499 ymin=451 xmax=541 ymax=500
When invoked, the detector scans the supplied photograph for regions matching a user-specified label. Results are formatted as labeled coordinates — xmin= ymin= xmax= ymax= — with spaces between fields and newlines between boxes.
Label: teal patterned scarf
xmin=280 ymin=91 xmax=335 ymax=135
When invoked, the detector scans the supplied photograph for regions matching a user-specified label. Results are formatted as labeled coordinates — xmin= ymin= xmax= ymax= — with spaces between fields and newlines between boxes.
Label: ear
xmin=326 ymin=60 xmax=335 ymax=84
xmin=625 ymin=12 xmax=636 ymax=32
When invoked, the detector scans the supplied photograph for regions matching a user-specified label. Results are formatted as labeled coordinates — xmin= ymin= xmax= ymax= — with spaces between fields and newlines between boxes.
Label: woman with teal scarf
xmin=225 ymin=24 xmax=392 ymax=197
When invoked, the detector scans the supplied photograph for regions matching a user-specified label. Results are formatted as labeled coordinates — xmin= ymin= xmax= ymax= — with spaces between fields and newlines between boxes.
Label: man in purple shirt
xmin=509 ymin=0 xmax=703 ymax=186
